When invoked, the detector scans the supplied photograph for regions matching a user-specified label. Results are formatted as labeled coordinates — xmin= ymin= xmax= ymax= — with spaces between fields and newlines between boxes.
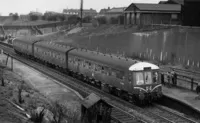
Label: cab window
xmin=153 ymin=71 xmax=158 ymax=83
xmin=144 ymin=72 xmax=152 ymax=84
xmin=136 ymin=72 xmax=144 ymax=85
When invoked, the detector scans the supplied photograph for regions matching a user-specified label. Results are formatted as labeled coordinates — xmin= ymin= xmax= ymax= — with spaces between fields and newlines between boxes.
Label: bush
xmin=29 ymin=14 xmax=39 ymax=21
xmin=83 ymin=16 xmax=92 ymax=23
xmin=96 ymin=16 xmax=107 ymax=24
xmin=12 ymin=13 xmax=19 ymax=21
xmin=110 ymin=17 xmax=118 ymax=24
xmin=30 ymin=108 xmax=45 ymax=123
xmin=68 ymin=15 xmax=80 ymax=24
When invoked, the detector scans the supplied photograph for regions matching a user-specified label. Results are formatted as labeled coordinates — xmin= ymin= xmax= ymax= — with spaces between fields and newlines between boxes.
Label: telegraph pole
xmin=80 ymin=0 xmax=83 ymax=27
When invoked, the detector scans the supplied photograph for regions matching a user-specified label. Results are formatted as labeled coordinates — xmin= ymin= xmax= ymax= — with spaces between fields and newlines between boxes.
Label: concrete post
xmin=11 ymin=57 xmax=13 ymax=71
xmin=191 ymin=78 xmax=194 ymax=91
xmin=126 ymin=13 xmax=130 ymax=25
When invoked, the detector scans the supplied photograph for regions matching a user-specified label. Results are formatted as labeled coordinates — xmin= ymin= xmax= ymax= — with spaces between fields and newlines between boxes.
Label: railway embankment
xmin=0 ymin=54 xmax=81 ymax=123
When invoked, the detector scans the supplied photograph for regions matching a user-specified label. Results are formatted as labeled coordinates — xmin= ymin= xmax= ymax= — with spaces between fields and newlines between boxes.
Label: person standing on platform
xmin=196 ymin=83 xmax=200 ymax=100
xmin=173 ymin=71 xmax=177 ymax=86
xmin=171 ymin=69 xmax=177 ymax=86
xmin=161 ymin=73 xmax=165 ymax=85
xmin=166 ymin=72 xmax=171 ymax=87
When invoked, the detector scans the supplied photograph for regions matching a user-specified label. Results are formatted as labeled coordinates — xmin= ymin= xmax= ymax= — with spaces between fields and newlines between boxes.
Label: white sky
xmin=0 ymin=0 xmax=167 ymax=15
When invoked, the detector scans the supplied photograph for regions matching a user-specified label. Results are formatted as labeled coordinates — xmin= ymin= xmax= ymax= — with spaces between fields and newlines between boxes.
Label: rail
xmin=2 ymin=21 xmax=76 ymax=30
xmin=0 ymin=42 xmax=13 ymax=48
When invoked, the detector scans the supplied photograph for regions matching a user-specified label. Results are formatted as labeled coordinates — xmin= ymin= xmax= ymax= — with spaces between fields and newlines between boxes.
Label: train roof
xmin=35 ymin=41 xmax=74 ymax=53
xmin=69 ymin=48 xmax=139 ymax=71
xmin=42 ymin=41 xmax=159 ymax=71
xmin=13 ymin=36 xmax=41 ymax=44
xmin=129 ymin=62 xmax=159 ymax=71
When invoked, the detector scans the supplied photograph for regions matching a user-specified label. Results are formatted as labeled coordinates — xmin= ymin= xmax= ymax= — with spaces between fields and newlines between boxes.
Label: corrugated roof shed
xmin=171 ymin=0 xmax=184 ymax=5
xmin=135 ymin=3 xmax=181 ymax=11
xmin=159 ymin=0 xmax=184 ymax=5
xmin=125 ymin=3 xmax=181 ymax=12
xmin=81 ymin=93 xmax=101 ymax=108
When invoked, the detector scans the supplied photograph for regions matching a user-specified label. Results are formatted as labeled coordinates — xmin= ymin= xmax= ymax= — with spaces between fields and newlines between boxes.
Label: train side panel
xmin=13 ymin=38 xmax=34 ymax=56
xmin=34 ymin=44 xmax=67 ymax=68
xmin=67 ymin=54 xmax=130 ymax=90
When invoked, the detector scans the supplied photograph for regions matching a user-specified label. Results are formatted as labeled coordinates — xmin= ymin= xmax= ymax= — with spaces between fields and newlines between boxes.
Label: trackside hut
xmin=124 ymin=3 xmax=181 ymax=26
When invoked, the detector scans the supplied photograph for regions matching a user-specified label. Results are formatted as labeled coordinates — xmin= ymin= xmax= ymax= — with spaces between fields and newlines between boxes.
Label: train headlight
xmin=139 ymin=92 xmax=145 ymax=100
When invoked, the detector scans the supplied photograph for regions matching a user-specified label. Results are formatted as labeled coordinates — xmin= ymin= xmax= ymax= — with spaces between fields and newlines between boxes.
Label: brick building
xmin=63 ymin=8 xmax=97 ymax=18
xmin=124 ymin=3 xmax=181 ymax=26
xmin=105 ymin=7 xmax=126 ymax=18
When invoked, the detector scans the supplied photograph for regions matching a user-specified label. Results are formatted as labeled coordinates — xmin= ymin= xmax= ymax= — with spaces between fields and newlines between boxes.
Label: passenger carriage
xmin=68 ymin=48 xmax=162 ymax=103
xmin=12 ymin=38 xmax=162 ymax=104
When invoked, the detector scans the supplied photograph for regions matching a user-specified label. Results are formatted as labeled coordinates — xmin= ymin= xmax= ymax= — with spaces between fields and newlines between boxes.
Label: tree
xmin=29 ymin=14 xmax=39 ymax=21
xmin=12 ymin=13 xmax=19 ymax=20
xmin=9 ymin=13 xmax=13 ymax=16
xmin=49 ymin=101 xmax=67 ymax=123
xmin=0 ymin=64 xmax=7 ymax=86
xmin=18 ymin=80 xmax=26 ymax=103
xmin=30 ymin=107 xmax=45 ymax=123
xmin=97 ymin=16 xmax=107 ymax=24
xmin=68 ymin=15 xmax=80 ymax=24
xmin=83 ymin=16 xmax=92 ymax=23
xmin=0 ymin=68 xmax=4 ymax=86
xmin=48 ymin=101 xmax=80 ymax=123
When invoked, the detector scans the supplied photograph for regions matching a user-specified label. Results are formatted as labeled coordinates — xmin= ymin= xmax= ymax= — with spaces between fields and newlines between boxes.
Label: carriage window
xmin=136 ymin=72 xmax=144 ymax=85
xmin=153 ymin=71 xmax=158 ymax=83
xmin=101 ymin=66 xmax=105 ymax=74
xmin=116 ymin=71 xmax=124 ymax=79
xmin=144 ymin=72 xmax=152 ymax=84
xmin=95 ymin=64 xmax=101 ymax=71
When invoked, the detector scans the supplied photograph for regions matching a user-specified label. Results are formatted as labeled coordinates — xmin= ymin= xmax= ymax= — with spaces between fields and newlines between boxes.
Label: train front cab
xmin=129 ymin=62 xmax=162 ymax=104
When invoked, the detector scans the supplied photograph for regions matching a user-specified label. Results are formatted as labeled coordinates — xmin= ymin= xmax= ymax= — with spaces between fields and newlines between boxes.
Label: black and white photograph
xmin=0 ymin=0 xmax=200 ymax=123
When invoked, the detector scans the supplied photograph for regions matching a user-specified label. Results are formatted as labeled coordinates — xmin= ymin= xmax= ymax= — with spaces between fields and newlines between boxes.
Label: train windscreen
xmin=144 ymin=72 xmax=152 ymax=84
xmin=152 ymin=71 xmax=158 ymax=83
xmin=135 ymin=71 xmax=158 ymax=85
xmin=136 ymin=72 xmax=144 ymax=85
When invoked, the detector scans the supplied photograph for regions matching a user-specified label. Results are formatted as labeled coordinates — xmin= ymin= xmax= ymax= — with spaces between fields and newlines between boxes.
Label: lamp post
xmin=80 ymin=0 xmax=83 ymax=27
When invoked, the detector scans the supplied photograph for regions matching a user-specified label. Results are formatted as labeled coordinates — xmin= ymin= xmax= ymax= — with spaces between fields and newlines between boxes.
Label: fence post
xmin=191 ymin=78 xmax=194 ymax=91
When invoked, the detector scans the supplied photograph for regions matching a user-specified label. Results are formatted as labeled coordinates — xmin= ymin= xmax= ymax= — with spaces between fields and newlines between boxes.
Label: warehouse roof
xmin=125 ymin=3 xmax=181 ymax=12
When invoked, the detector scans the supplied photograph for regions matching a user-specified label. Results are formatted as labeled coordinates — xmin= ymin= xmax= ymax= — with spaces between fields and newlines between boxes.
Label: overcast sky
xmin=0 ymin=0 xmax=167 ymax=15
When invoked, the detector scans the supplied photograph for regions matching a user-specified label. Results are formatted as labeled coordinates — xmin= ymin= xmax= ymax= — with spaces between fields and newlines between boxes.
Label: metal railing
xmin=161 ymin=71 xmax=199 ymax=92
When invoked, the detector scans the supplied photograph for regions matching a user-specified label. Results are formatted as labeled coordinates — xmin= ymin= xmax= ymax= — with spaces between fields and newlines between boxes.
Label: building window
xmin=171 ymin=14 xmax=178 ymax=19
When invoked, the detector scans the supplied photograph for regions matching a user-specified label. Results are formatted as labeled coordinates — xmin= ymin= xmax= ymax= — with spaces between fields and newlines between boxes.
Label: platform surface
xmin=162 ymin=85 xmax=200 ymax=112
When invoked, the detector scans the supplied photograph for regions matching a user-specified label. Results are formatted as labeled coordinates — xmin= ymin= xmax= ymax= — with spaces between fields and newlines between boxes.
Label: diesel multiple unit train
xmin=13 ymin=37 xmax=162 ymax=104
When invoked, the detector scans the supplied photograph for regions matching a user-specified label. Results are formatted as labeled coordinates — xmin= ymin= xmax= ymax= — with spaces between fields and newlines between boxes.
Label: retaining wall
xmin=65 ymin=27 xmax=200 ymax=68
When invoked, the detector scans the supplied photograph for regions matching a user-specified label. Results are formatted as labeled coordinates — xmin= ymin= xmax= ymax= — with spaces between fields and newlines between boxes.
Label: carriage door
xmin=128 ymin=72 xmax=133 ymax=92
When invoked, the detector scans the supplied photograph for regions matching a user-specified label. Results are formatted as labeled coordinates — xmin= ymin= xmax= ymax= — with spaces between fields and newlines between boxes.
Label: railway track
xmin=0 ymin=44 xmax=199 ymax=123
xmin=145 ymin=104 xmax=198 ymax=123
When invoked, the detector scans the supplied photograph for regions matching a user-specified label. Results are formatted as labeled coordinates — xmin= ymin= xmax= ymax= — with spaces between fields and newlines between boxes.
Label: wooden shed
xmin=81 ymin=93 xmax=112 ymax=123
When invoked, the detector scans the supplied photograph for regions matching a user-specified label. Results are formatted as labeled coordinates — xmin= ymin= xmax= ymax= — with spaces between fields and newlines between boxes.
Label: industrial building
xmin=124 ymin=3 xmax=181 ymax=26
